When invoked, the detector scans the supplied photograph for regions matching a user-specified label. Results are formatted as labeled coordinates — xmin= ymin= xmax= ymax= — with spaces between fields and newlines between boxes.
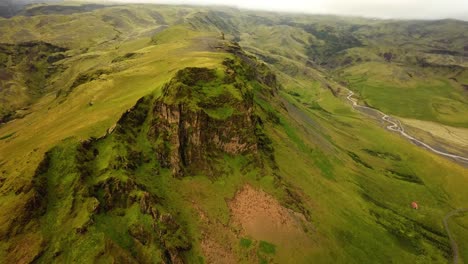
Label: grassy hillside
xmin=229 ymin=14 xmax=468 ymax=127
xmin=0 ymin=3 xmax=467 ymax=264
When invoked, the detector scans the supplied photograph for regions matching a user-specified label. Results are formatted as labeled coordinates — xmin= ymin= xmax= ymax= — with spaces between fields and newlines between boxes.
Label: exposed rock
xmin=128 ymin=224 xmax=151 ymax=245
xmin=106 ymin=123 xmax=117 ymax=135
xmin=93 ymin=177 xmax=137 ymax=211
xmin=139 ymin=191 xmax=159 ymax=220
xmin=383 ymin=52 xmax=395 ymax=62
xmin=6 ymin=233 xmax=44 ymax=264
xmin=149 ymin=67 xmax=260 ymax=177
xmin=151 ymin=98 xmax=257 ymax=177
xmin=223 ymin=42 xmax=280 ymax=94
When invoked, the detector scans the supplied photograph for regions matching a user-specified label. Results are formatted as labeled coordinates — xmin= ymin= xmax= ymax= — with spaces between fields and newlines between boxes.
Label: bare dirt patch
xmin=200 ymin=235 xmax=237 ymax=264
xmin=229 ymin=185 xmax=312 ymax=246
xmin=191 ymin=201 xmax=237 ymax=264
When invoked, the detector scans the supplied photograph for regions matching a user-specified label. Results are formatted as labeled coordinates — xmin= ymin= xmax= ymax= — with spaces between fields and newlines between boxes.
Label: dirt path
xmin=443 ymin=209 xmax=468 ymax=264
xmin=346 ymin=90 xmax=468 ymax=163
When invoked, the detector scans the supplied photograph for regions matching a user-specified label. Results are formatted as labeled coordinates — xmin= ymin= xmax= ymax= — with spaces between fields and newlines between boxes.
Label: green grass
xmin=0 ymin=132 xmax=15 ymax=140
xmin=1 ymin=4 xmax=468 ymax=264
xmin=262 ymin=79 xmax=468 ymax=263
xmin=203 ymin=106 xmax=235 ymax=120
xmin=259 ymin=241 xmax=276 ymax=254
xmin=240 ymin=238 xmax=253 ymax=248
xmin=343 ymin=63 xmax=468 ymax=127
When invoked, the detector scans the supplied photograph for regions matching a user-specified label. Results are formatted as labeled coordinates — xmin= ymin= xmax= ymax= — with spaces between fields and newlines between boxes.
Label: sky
xmin=108 ymin=0 xmax=468 ymax=20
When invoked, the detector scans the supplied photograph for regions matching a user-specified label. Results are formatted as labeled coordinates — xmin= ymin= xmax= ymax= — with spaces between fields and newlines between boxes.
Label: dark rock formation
xmin=383 ymin=52 xmax=395 ymax=62
xmin=149 ymin=67 xmax=259 ymax=177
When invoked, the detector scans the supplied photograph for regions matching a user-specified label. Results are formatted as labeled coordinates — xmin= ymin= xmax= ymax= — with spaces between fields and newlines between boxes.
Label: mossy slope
xmin=5 ymin=51 xmax=278 ymax=263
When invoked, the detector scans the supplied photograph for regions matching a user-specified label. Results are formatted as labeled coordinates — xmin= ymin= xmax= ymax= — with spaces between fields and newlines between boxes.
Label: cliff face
xmin=149 ymin=67 xmax=259 ymax=177
xmin=141 ymin=45 xmax=280 ymax=178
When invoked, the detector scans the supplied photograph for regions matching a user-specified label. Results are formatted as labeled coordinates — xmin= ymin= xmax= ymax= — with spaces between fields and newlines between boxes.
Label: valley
xmin=346 ymin=90 xmax=468 ymax=165
xmin=0 ymin=2 xmax=467 ymax=263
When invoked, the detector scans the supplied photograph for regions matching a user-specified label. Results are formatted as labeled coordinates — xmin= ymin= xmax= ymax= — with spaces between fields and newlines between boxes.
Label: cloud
xmin=323 ymin=0 xmax=468 ymax=19
xmin=109 ymin=0 xmax=468 ymax=20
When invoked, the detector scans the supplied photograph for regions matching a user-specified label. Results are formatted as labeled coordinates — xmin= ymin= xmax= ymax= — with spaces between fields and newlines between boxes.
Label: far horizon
xmin=1 ymin=0 xmax=467 ymax=21
xmin=101 ymin=0 xmax=468 ymax=21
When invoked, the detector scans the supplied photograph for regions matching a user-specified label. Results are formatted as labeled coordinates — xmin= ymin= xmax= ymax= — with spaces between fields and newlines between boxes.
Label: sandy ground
xmin=230 ymin=185 xmax=304 ymax=241
xmin=400 ymin=118 xmax=468 ymax=147
xmin=200 ymin=236 xmax=237 ymax=264
xmin=197 ymin=185 xmax=316 ymax=263
xmin=229 ymin=185 xmax=313 ymax=249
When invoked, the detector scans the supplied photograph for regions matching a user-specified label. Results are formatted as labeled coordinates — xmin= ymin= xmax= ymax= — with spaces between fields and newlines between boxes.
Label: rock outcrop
xmin=149 ymin=67 xmax=259 ymax=177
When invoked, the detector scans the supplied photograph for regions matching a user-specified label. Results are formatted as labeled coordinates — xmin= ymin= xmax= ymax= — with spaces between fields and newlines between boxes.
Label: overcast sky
xmin=108 ymin=0 xmax=468 ymax=20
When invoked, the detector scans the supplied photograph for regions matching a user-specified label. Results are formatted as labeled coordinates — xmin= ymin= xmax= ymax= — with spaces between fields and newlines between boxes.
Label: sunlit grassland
xmin=0 ymin=25 xmax=226 ymax=260
xmin=0 ymin=35 xmax=225 ymax=171
xmin=0 ymin=4 xmax=207 ymax=49
xmin=236 ymin=20 xmax=468 ymax=261
xmin=342 ymin=62 xmax=468 ymax=127
xmin=269 ymin=81 xmax=468 ymax=262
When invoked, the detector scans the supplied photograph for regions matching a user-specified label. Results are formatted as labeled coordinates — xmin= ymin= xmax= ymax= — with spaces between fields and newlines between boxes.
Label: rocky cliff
xmin=149 ymin=67 xmax=259 ymax=177
xmin=5 ymin=49 xmax=279 ymax=263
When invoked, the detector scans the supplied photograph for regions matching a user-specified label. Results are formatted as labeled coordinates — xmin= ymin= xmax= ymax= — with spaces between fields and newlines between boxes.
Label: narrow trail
xmin=346 ymin=90 xmax=468 ymax=163
xmin=443 ymin=209 xmax=468 ymax=264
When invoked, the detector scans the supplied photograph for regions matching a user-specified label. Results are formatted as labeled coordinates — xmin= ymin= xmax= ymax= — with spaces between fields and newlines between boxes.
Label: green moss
xmin=259 ymin=241 xmax=276 ymax=255
xmin=203 ymin=106 xmax=234 ymax=120
xmin=240 ymin=238 xmax=253 ymax=248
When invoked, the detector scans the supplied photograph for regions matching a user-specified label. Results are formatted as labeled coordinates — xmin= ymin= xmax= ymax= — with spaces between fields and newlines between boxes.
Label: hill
xmin=0 ymin=3 xmax=467 ymax=263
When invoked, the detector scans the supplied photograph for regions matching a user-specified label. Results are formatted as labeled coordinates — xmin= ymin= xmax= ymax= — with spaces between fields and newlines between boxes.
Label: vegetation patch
xmin=112 ymin=53 xmax=138 ymax=63
xmin=362 ymin=149 xmax=401 ymax=161
xmin=22 ymin=4 xmax=109 ymax=16
xmin=385 ymin=169 xmax=424 ymax=185
xmin=301 ymin=24 xmax=362 ymax=66
xmin=0 ymin=132 xmax=15 ymax=140
xmin=259 ymin=241 xmax=276 ymax=254
xmin=362 ymin=193 xmax=450 ymax=257
xmin=240 ymin=237 xmax=253 ymax=248
xmin=0 ymin=41 xmax=67 ymax=121
xmin=69 ymin=69 xmax=111 ymax=92
xmin=347 ymin=151 xmax=373 ymax=169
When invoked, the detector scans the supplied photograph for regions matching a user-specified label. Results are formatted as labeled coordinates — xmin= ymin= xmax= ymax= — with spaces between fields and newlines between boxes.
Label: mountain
xmin=0 ymin=3 xmax=467 ymax=263
xmin=0 ymin=0 xmax=64 ymax=17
